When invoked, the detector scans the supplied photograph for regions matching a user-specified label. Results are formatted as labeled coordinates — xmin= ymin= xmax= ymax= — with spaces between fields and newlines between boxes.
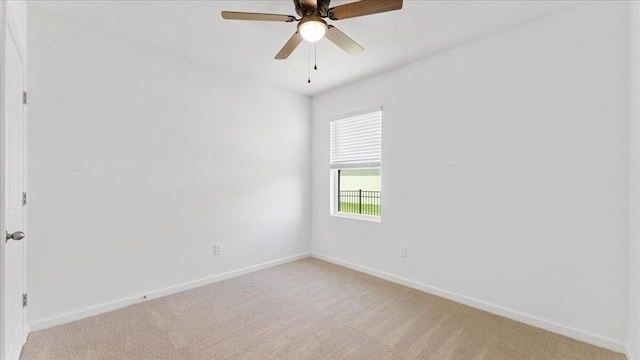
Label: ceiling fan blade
xmin=299 ymin=0 xmax=318 ymax=8
xmin=275 ymin=32 xmax=304 ymax=60
xmin=325 ymin=26 xmax=364 ymax=56
xmin=221 ymin=11 xmax=296 ymax=22
xmin=328 ymin=0 xmax=403 ymax=20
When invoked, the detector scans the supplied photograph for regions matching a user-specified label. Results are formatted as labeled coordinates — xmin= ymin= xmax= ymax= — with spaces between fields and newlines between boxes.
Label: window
xmin=330 ymin=108 xmax=382 ymax=221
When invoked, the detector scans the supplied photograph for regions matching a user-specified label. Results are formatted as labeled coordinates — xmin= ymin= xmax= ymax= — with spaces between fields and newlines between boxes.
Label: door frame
xmin=0 ymin=3 xmax=28 ymax=359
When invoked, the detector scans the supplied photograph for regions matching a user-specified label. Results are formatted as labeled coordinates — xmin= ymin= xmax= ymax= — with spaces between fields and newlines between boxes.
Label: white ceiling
xmin=29 ymin=0 xmax=586 ymax=96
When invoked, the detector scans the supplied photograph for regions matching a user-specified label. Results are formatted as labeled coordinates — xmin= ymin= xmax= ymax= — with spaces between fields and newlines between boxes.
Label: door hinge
xmin=23 ymin=91 xmax=27 ymax=105
xmin=22 ymin=192 xmax=27 ymax=206
xmin=22 ymin=294 xmax=27 ymax=307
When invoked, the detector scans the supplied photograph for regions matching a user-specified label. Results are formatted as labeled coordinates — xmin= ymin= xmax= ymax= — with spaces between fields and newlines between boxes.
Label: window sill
xmin=331 ymin=212 xmax=381 ymax=223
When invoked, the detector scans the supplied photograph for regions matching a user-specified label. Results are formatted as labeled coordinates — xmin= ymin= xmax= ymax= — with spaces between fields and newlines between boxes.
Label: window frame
xmin=330 ymin=167 xmax=382 ymax=222
xmin=329 ymin=106 xmax=382 ymax=222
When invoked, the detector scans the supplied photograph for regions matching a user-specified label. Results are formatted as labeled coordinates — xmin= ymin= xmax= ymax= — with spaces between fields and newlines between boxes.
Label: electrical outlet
xmin=214 ymin=244 xmax=222 ymax=255
xmin=400 ymin=246 xmax=407 ymax=258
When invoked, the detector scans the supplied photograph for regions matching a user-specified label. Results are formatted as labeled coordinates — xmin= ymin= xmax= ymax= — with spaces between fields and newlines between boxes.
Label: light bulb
xmin=299 ymin=20 xmax=327 ymax=43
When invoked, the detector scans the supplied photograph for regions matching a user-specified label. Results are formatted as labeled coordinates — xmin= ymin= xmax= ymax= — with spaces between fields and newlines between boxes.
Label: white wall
xmin=311 ymin=2 xmax=629 ymax=351
xmin=27 ymin=9 xmax=311 ymax=326
xmin=629 ymin=1 xmax=640 ymax=358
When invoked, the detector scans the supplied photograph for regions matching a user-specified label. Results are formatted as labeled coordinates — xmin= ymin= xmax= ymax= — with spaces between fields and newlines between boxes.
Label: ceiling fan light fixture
xmin=221 ymin=0 xmax=405 ymax=61
xmin=298 ymin=19 xmax=327 ymax=42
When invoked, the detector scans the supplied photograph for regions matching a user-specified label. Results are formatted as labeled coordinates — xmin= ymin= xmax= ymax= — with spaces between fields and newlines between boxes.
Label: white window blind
xmin=330 ymin=110 xmax=382 ymax=169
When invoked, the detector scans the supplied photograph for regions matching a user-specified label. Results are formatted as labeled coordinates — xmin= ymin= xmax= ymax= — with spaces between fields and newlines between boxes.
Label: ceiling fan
xmin=221 ymin=0 xmax=403 ymax=60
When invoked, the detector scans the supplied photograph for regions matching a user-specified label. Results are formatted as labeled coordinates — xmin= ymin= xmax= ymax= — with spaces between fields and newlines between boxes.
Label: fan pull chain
xmin=308 ymin=43 xmax=311 ymax=83
xmin=314 ymin=42 xmax=318 ymax=70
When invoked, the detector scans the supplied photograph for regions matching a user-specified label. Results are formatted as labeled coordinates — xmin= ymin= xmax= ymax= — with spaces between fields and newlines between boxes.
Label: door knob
xmin=5 ymin=231 xmax=25 ymax=243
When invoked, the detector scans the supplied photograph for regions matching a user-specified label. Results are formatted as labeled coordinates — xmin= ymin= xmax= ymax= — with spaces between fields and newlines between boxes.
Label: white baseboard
xmin=311 ymin=252 xmax=627 ymax=354
xmin=28 ymin=251 xmax=628 ymax=356
xmin=29 ymin=252 xmax=310 ymax=332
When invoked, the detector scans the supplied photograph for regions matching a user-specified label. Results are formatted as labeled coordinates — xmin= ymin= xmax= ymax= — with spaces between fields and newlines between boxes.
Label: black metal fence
xmin=339 ymin=190 xmax=381 ymax=216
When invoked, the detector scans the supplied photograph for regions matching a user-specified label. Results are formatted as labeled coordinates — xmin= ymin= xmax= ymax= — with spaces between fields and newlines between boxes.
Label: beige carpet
xmin=21 ymin=258 xmax=624 ymax=360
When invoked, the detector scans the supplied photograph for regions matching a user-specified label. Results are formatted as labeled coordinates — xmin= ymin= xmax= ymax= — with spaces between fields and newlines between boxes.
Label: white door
xmin=3 ymin=21 xmax=27 ymax=360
